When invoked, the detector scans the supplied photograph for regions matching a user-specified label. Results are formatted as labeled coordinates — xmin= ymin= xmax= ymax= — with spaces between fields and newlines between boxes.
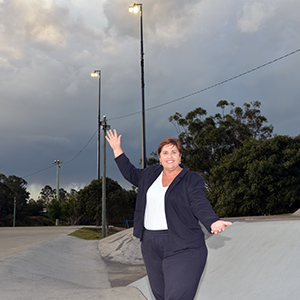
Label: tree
xmin=27 ymin=199 xmax=45 ymax=216
xmin=62 ymin=189 xmax=82 ymax=225
xmin=106 ymin=182 xmax=136 ymax=226
xmin=77 ymin=177 xmax=136 ymax=226
xmin=53 ymin=188 xmax=68 ymax=203
xmin=207 ymin=135 xmax=300 ymax=217
xmin=0 ymin=180 xmax=13 ymax=225
xmin=241 ymin=101 xmax=274 ymax=139
xmin=38 ymin=185 xmax=56 ymax=206
xmin=169 ymin=101 xmax=273 ymax=179
xmin=0 ymin=174 xmax=30 ymax=226
xmin=77 ymin=179 xmax=102 ymax=224
xmin=48 ymin=199 xmax=62 ymax=221
xmin=146 ymin=151 xmax=159 ymax=166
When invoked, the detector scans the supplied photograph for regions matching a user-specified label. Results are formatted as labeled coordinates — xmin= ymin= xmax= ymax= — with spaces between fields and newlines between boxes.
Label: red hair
xmin=157 ymin=138 xmax=182 ymax=156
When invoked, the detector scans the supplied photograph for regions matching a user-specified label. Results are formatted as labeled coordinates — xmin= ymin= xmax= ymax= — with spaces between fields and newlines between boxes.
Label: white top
xmin=144 ymin=172 xmax=168 ymax=230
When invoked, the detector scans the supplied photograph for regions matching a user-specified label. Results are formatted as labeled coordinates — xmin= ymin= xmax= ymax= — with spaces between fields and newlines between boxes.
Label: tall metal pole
xmin=101 ymin=116 xmax=110 ymax=238
xmin=91 ymin=70 xmax=101 ymax=180
xmin=129 ymin=3 xmax=146 ymax=169
xmin=97 ymin=73 xmax=101 ymax=179
xmin=139 ymin=4 xmax=146 ymax=169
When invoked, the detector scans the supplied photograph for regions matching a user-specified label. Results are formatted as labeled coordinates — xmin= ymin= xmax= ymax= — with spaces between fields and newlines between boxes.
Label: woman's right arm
xmin=106 ymin=129 xmax=142 ymax=187
xmin=106 ymin=129 xmax=123 ymax=158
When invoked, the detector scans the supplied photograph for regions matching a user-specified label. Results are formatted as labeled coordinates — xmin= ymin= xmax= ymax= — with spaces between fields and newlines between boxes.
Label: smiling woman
xmin=105 ymin=129 xmax=232 ymax=299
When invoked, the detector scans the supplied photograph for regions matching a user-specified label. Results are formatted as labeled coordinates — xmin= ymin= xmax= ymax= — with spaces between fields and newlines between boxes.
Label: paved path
xmin=1 ymin=218 xmax=300 ymax=300
xmin=0 ymin=226 xmax=83 ymax=258
xmin=0 ymin=227 xmax=146 ymax=300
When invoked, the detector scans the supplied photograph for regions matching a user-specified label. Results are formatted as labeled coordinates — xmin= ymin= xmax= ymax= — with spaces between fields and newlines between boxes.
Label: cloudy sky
xmin=1 ymin=0 xmax=300 ymax=199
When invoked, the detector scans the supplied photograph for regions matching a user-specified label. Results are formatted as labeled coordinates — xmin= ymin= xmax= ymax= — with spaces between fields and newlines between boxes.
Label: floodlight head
xmin=129 ymin=3 xmax=140 ymax=13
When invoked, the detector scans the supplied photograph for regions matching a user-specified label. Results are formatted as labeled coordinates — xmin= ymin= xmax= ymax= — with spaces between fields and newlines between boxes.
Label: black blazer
xmin=115 ymin=153 xmax=220 ymax=251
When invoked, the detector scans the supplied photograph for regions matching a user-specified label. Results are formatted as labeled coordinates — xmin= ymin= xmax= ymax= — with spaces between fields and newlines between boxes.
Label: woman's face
xmin=159 ymin=144 xmax=181 ymax=172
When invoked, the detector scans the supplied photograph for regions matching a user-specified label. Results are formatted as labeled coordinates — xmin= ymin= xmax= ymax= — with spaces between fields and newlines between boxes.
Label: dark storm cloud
xmin=0 ymin=0 xmax=300 ymax=198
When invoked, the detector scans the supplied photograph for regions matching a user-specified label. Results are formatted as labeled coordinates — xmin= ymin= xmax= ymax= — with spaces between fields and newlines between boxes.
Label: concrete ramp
xmin=0 ymin=235 xmax=146 ymax=300
xmin=1 ymin=221 xmax=299 ymax=299
xmin=131 ymin=221 xmax=300 ymax=300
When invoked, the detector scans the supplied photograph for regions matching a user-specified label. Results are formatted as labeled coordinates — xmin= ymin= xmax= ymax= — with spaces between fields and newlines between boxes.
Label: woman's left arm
xmin=187 ymin=172 xmax=232 ymax=233
xmin=211 ymin=220 xmax=232 ymax=234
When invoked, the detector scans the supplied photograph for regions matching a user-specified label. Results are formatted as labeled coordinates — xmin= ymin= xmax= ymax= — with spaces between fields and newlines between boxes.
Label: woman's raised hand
xmin=106 ymin=129 xmax=123 ymax=158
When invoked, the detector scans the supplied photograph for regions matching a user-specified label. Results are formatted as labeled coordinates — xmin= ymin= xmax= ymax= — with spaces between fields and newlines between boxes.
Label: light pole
xmin=91 ymin=70 xmax=101 ymax=179
xmin=129 ymin=3 xmax=146 ymax=169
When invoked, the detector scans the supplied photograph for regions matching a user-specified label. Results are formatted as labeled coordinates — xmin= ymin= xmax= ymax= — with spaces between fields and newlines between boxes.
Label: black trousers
xmin=141 ymin=229 xmax=207 ymax=300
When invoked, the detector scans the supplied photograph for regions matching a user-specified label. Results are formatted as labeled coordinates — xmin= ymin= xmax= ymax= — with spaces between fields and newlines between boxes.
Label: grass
xmin=68 ymin=227 xmax=118 ymax=240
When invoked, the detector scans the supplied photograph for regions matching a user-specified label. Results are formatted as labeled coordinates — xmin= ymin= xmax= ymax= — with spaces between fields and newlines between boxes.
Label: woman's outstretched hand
xmin=211 ymin=220 xmax=232 ymax=234
xmin=106 ymin=129 xmax=123 ymax=158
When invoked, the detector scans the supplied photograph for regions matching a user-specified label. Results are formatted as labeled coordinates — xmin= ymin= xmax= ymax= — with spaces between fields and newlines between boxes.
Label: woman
xmin=106 ymin=129 xmax=232 ymax=300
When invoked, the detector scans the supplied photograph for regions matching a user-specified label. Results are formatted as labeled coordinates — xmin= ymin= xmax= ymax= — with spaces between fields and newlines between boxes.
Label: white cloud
xmin=0 ymin=0 xmax=69 ymax=54
xmin=237 ymin=1 xmax=278 ymax=33
xmin=103 ymin=0 xmax=202 ymax=47
xmin=27 ymin=183 xmax=44 ymax=200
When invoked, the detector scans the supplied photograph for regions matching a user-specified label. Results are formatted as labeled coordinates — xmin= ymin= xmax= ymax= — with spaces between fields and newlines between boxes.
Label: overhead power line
xmin=22 ymin=129 xmax=97 ymax=178
xmin=21 ymin=165 xmax=54 ymax=178
xmin=22 ymin=48 xmax=300 ymax=178
xmin=63 ymin=129 xmax=97 ymax=166
xmin=109 ymin=47 xmax=300 ymax=121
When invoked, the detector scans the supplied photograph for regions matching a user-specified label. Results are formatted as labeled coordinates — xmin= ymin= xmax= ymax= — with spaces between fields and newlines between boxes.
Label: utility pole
xmin=53 ymin=160 xmax=63 ymax=203
xmin=13 ymin=197 xmax=16 ymax=227
xmin=52 ymin=159 xmax=63 ymax=226
xmin=101 ymin=116 xmax=110 ymax=238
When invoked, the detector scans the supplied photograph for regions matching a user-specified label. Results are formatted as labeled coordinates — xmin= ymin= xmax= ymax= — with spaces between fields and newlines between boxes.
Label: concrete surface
xmin=293 ymin=208 xmax=300 ymax=216
xmin=0 ymin=227 xmax=146 ymax=300
xmin=130 ymin=220 xmax=300 ymax=300
xmin=99 ymin=228 xmax=143 ymax=265
xmin=98 ymin=228 xmax=147 ymax=287
xmin=0 ymin=226 xmax=83 ymax=258
xmin=1 ymin=217 xmax=300 ymax=300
